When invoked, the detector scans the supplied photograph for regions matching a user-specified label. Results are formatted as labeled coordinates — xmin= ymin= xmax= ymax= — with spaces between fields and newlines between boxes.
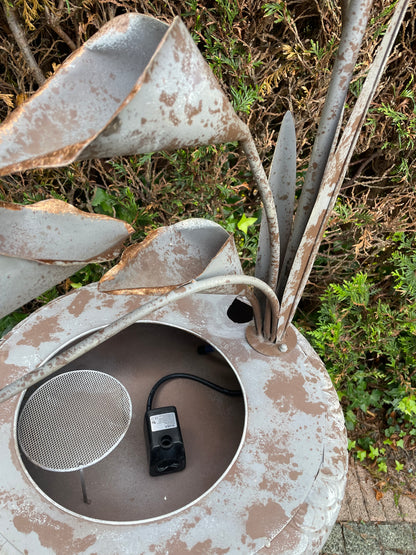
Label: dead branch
xmin=1 ymin=2 xmax=45 ymax=86
xmin=44 ymin=6 xmax=76 ymax=52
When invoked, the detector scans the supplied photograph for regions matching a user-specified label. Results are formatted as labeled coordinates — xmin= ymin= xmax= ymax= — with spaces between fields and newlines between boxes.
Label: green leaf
xmin=237 ymin=214 xmax=257 ymax=234
xmin=395 ymin=460 xmax=404 ymax=472
xmin=378 ymin=460 xmax=388 ymax=473
xmin=356 ymin=449 xmax=367 ymax=461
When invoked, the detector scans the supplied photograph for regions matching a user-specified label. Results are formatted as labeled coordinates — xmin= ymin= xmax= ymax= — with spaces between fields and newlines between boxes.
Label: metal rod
xmin=241 ymin=135 xmax=280 ymax=292
xmin=79 ymin=468 xmax=90 ymax=504
xmin=241 ymin=134 xmax=280 ymax=340
xmin=0 ymin=275 xmax=280 ymax=404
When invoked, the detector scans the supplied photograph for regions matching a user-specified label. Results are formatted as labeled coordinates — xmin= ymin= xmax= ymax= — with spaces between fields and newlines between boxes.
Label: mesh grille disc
xmin=18 ymin=370 xmax=132 ymax=472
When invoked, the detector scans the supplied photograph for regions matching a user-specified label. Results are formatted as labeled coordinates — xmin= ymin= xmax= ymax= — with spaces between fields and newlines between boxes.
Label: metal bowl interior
xmin=16 ymin=322 xmax=246 ymax=522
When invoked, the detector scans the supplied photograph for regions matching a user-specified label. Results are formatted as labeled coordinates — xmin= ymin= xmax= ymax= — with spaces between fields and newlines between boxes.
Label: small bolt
xmin=278 ymin=343 xmax=288 ymax=353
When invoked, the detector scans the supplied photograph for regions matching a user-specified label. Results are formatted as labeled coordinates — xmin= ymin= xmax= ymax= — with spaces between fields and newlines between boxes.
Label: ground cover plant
xmin=0 ymin=0 xmax=415 ymax=495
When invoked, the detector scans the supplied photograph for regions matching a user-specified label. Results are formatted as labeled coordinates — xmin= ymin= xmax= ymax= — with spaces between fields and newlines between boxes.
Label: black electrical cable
xmin=146 ymin=372 xmax=242 ymax=412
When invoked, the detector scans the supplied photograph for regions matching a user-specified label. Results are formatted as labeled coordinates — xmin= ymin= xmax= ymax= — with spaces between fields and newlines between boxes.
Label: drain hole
xmin=227 ymin=297 xmax=253 ymax=323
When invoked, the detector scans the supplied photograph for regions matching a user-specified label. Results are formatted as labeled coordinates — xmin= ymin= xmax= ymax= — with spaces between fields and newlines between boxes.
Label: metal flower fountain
xmin=0 ymin=1 xmax=410 ymax=553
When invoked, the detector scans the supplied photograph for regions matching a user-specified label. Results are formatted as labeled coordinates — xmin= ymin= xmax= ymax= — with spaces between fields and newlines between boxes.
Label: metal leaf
xmin=278 ymin=0 xmax=373 ymax=293
xmin=276 ymin=0 xmax=411 ymax=342
xmin=0 ymin=200 xmax=133 ymax=318
xmin=98 ymin=219 xmax=243 ymax=295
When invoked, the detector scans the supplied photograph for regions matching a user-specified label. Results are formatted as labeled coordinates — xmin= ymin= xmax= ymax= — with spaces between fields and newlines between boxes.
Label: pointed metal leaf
xmin=276 ymin=0 xmax=411 ymax=341
xmin=278 ymin=0 xmax=373 ymax=292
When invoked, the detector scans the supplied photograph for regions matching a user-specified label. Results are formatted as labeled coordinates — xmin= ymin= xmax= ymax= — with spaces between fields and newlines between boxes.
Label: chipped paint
xmin=0 ymin=15 xmax=248 ymax=176
xmin=99 ymin=219 xmax=243 ymax=295
xmin=0 ymin=1 xmax=408 ymax=551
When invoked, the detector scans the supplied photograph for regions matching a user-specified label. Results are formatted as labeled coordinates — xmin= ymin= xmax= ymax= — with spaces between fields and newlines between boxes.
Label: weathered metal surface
xmin=0 ymin=284 xmax=347 ymax=553
xmin=255 ymin=111 xmax=296 ymax=284
xmin=0 ymin=200 xmax=133 ymax=262
xmin=278 ymin=0 xmax=373 ymax=293
xmin=0 ymin=200 xmax=133 ymax=318
xmin=242 ymin=135 xmax=280 ymax=293
xmin=0 ymin=2 xmax=409 ymax=551
xmin=99 ymin=219 xmax=243 ymax=295
xmin=275 ymin=0 xmax=411 ymax=342
xmin=0 ymin=14 xmax=248 ymax=176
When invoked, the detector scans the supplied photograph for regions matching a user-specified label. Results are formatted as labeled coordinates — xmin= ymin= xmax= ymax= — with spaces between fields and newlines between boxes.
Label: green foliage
xmin=304 ymin=233 xmax=416 ymax=439
xmin=68 ymin=264 xmax=106 ymax=289
xmin=0 ymin=311 xmax=27 ymax=338
xmin=91 ymin=185 xmax=154 ymax=241
xmin=390 ymin=233 xmax=416 ymax=300
xmin=230 ymin=81 xmax=261 ymax=114
xmin=262 ymin=2 xmax=292 ymax=23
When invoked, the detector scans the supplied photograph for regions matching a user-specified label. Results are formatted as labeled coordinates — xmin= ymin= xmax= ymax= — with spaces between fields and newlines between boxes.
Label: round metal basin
xmin=0 ymin=284 xmax=347 ymax=553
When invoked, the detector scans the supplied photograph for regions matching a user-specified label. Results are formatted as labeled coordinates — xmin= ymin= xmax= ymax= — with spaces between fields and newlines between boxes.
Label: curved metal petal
xmin=99 ymin=219 xmax=243 ymax=295
xmin=0 ymin=15 xmax=248 ymax=175
xmin=0 ymin=199 xmax=133 ymax=262
xmin=0 ymin=199 xmax=133 ymax=318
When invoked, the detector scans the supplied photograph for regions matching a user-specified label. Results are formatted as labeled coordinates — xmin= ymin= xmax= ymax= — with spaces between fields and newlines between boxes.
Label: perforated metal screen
xmin=18 ymin=370 xmax=132 ymax=472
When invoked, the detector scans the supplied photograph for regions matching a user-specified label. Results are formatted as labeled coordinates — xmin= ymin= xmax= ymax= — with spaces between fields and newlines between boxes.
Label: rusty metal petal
xmin=0 ymin=14 xmax=248 ymax=175
xmin=99 ymin=219 xmax=243 ymax=295
xmin=0 ymin=199 xmax=133 ymax=262
xmin=0 ymin=199 xmax=133 ymax=318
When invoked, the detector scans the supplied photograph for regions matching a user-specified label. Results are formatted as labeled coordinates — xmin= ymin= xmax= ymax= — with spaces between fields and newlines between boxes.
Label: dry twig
xmin=1 ymin=1 xmax=45 ymax=86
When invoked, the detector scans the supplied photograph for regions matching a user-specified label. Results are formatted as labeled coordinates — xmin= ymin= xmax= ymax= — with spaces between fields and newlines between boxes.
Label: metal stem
xmin=241 ymin=135 xmax=280 ymax=292
xmin=0 ymin=275 xmax=280 ymax=404
xmin=241 ymin=135 xmax=280 ymax=340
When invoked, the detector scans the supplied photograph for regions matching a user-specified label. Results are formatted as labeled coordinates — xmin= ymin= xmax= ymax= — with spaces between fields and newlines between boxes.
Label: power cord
xmin=146 ymin=372 xmax=242 ymax=412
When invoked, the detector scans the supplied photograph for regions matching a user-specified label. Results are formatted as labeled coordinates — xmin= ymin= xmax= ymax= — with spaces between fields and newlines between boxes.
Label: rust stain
xmin=159 ymin=91 xmax=178 ymax=107
xmin=0 ymin=359 xmax=21 ymax=388
xmin=185 ymin=100 xmax=203 ymax=125
xmin=16 ymin=315 xmax=64 ymax=349
xmin=0 ymin=201 xmax=22 ymax=211
xmin=246 ymin=499 xmax=285 ymax=540
xmin=66 ymin=288 xmax=96 ymax=318
xmin=150 ymin=537 xmax=230 ymax=554
xmin=265 ymin=373 xmax=325 ymax=415
xmin=169 ymin=110 xmax=180 ymax=126
xmin=0 ymin=398 xmax=16 ymax=425
xmin=289 ymin=469 xmax=302 ymax=481
xmin=13 ymin=509 xmax=96 ymax=554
